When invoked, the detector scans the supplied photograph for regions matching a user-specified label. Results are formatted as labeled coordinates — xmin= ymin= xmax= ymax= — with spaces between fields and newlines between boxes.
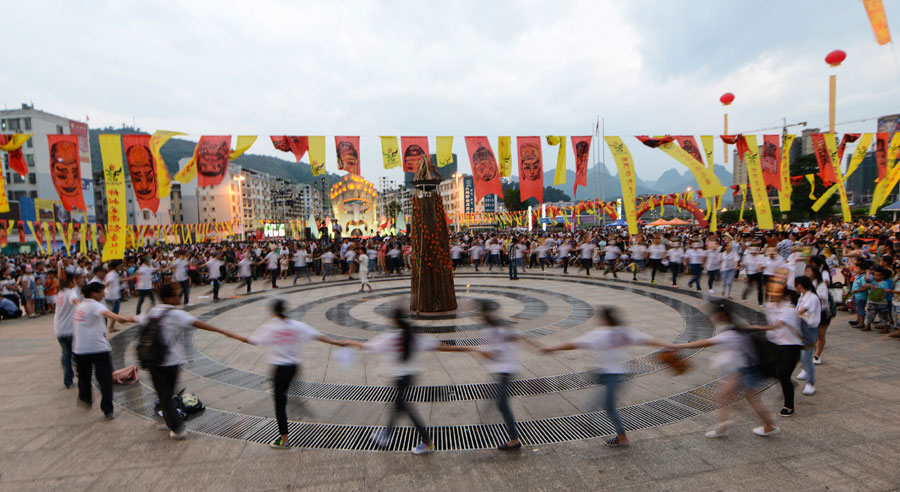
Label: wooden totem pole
xmin=409 ymin=158 xmax=457 ymax=312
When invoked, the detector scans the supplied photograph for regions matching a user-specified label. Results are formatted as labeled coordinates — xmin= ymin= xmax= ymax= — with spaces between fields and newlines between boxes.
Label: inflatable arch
xmin=635 ymin=195 xmax=708 ymax=227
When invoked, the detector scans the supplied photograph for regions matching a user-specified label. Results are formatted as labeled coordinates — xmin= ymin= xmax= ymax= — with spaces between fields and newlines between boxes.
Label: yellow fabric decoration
xmin=149 ymin=130 xmax=185 ymax=198
xmin=739 ymin=184 xmax=747 ymax=221
xmin=380 ymin=136 xmax=401 ymax=169
xmin=42 ymin=222 xmax=52 ymax=251
xmin=27 ymin=222 xmax=44 ymax=255
xmin=229 ymin=135 xmax=257 ymax=160
xmin=308 ymin=136 xmax=327 ymax=177
xmin=91 ymin=224 xmax=98 ymax=252
xmin=806 ymin=174 xmax=817 ymax=200
xmin=99 ymin=134 xmax=128 ymax=261
xmin=655 ymin=139 xmax=726 ymax=199
xmin=814 ymin=133 xmax=872 ymax=213
xmin=778 ymin=135 xmax=796 ymax=212
xmin=436 ymin=136 xmax=454 ymax=167
xmin=0 ymin=133 xmax=31 ymax=151
xmin=604 ymin=137 xmax=638 ymax=234
xmin=498 ymin=136 xmax=512 ymax=177
xmin=546 ymin=135 xmax=567 ymax=186
xmin=869 ymin=133 xmax=900 ymax=215
xmin=173 ymin=141 xmax=199 ymax=184
xmin=79 ymin=223 xmax=87 ymax=254
xmin=742 ymin=135 xmax=774 ymax=229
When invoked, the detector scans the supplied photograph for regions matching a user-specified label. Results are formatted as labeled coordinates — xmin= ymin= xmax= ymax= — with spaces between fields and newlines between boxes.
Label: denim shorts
xmin=854 ymin=298 xmax=867 ymax=317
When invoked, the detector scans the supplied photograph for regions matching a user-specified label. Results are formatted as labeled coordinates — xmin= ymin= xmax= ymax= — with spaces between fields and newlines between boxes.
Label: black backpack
xmin=136 ymin=308 xmax=172 ymax=369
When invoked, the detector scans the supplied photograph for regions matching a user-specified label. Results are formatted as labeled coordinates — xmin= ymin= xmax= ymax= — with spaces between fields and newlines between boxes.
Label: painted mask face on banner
xmin=126 ymin=144 xmax=157 ymax=201
xmin=761 ymin=141 xmax=778 ymax=173
xmin=520 ymin=143 xmax=542 ymax=181
xmin=575 ymin=141 xmax=590 ymax=168
xmin=336 ymin=141 xmax=359 ymax=174
xmin=681 ymin=139 xmax=703 ymax=163
xmin=403 ymin=145 xmax=427 ymax=172
xmin=50 ymin=141 xmax=81 ymax=198
xmin=472 ymin=145 xmax=498 ymax=182
xmin=197 ymin=140 xmax=230 ymax=178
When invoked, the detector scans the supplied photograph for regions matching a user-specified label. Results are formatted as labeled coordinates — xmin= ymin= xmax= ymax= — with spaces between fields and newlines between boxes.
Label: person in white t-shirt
xmin=487 ymin=239 xmax=503 ymax=271
xmin=450 ymin=243 xmax=464 ymax=270
xmin=578 ymin=239 xmax=596 ymax=276
xmin=602 ymin=241 xmax=621 ymax=278
xmin=647 ymin=236 xmax=667 ymax=285
xmin=265 ymin=248 xmax=280 ymax=289
xmin=54 ymin=272 xmax=82 ymax=389
xmin=204 ymin=253 xmax=224 ymax=301
xmin=104 ymin=262 xmax=123 ymax=333
xmin=542 ymin=306 xmax=675 ymax=447
xmin=292 ymin=245 xmax=310 ymax=284
xmin=670 ymin=302 xmax=779 ymax=438
xmin=344 ymin=307 xmax=471 ymax=455
xmin=719 ymin=242 xmax=741 ymax=299
xmin=666 ymin=241 xmax=684 ymax=287
xmin=73 ymin=282 xmax=135 ymax=420
xmin=244 ymin=299 xmax=345 ymax=448
xmin=686 ymin=242 xmax=706 ymax=291
xmin=133 ymin=257 xmax=158 ymax=315
xmin=794 ymin=275 xmax=821 ymax=397
xmin=136 ymin=283 xmax=246 ymax=440
xmin=628 ymin=240 xmax=648 ymax=281
xmin=316 ymin=248 xmax=336 ymax=281
xmin=172 ymin=252 xmax=191 ymax=305
xmin=704 ymin=242 xmax=722 ymax=294
xmin=470 ymin=240 xmax=483 ymax=271
xmin=355 ymin=245 xmax=372 ymax=292
xmin=236 ymin=253 xmax=255 ymax=294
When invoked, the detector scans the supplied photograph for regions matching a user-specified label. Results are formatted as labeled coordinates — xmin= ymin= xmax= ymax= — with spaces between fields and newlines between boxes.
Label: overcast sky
xmin=4 ymin=0 xmax=899 ymax=186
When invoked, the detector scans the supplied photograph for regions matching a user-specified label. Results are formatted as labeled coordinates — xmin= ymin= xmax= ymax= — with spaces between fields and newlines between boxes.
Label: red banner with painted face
xmin=270 ymin=136 xmax=309 ymax=162
xmin=401 ymin=137 xmax=430 ymax=173
xmin=47 ymin=134 xmax=87 ymax=212
xmin=17 ymin=221 xmax=24 ymax=243
xmin=876 ymin=132 xmax=889 ymax=181
xmin=464 ymin=137 xmax=503 ymax=203
xmin=195 ymin=136 xmax=232 ymax=188
xmin=571 ymin=136 xmax=591 ymax=199
xmin=761 ymin=135 xmax=781 ymax=190
xmin=517 ymin=136 xmax=544 ymax=203
xmin=811 ymin=133 xmax=838 ymax=187
xmin=675 ymin=136 xmax=704 ymax=164
xmin=123 ymin=134 xmax=161 ymax=213
xmin=334 ymin=136 xmax=360 ymax=175
xmin=0 ymin=134 xmax=28 ymax=176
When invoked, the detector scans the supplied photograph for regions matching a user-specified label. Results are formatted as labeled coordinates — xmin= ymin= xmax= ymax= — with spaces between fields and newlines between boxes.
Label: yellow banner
xmin=656 ymin=139 xmax=726 ymax=199
xmin=546 ymin=135 xmax=567 ymax=185
xmin=27 ymin=222 xmax=44 ymax=254
xmin=380 ymin=136 xmax=400 ymax=169
xmin=700 ymin=135 xmax=717 ymax=232
xmin=0 ymin=133 xmax=31 ymax=151
xmin=739 ymin=184 xmax=747 ymax=221
xmin=806 ymin=174 xmax=817 ymax=200
xmin=79 ymin=223 xmax=87 ymax=254
xmin=229 ymin=135 xmax=257 ymax=160
xmin=99 ymin=134 xmax=127 ymax=261
xmin=149 ymin=130 xmax=185 ymax=198
xmin=308 ymin=136 xmax=326 ymax=176
xmin=869 ymin=132 xmax=900 ymax=215
xmin=0 ymin=171 xmax=8 ymax=213
xmin=742 ymin=135 xmax=774 ymax=229
xmin=436 ymin=136 xmax=454 ymax=167
xmin=778 ymin=135 xmax=796 ymax=211
xmin=822 ymin=134 xmax=852 ymax=222
xmin=42 ymin=222 xmax=52 ymax=251
xmin=863 ymin=0 xmax=891 ymax=45
xmin=604 ymin=137 xmax=638 ymax=234
xmin=498 ymin=136 xmax=512 ymax=177
xmin=173 ymin=143 xmax=198 ymax=184
xmin=91 ymin=223 xmax=98 ymax=252
xmin=814 ymin=133 xmax=872 ymax=212
xmin=56 ymin=222 xmax=73 ymax=254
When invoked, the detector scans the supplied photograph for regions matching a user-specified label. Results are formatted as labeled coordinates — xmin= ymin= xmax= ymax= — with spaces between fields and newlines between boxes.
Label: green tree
xmin=780 ymin=153 xmax=839 ymax=222
xmin=386 ymin=200 xmax=400 ymax=219
xmin=502 ymin=189 xmax=528 ymax=211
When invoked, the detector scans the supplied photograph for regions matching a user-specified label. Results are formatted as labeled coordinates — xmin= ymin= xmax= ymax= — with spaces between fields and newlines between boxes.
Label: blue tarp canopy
xmin=605 ymin=219 xmax=628 ymax=227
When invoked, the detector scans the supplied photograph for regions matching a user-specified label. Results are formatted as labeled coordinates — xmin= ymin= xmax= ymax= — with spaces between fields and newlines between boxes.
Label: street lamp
xmin=233 ymin=175 xmax=246 ymax=240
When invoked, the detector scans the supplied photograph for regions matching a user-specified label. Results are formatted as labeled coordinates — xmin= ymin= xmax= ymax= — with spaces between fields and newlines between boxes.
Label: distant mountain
xmin=88 ymin=128 xmax=341 ymax=186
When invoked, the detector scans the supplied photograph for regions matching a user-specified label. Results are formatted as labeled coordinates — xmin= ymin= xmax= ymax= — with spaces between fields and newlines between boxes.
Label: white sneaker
xmin=169 ymin=429 xmax=187 ymax=440
xmin=705 ymin=428 xmax=728 ymax=438
xmin=813 ymin=356 xmax=822 ymax=365
xmin=708 ymin=289 xmax=715 ymax=294
xmin=796 ymin=369 xmax=807 ymax=380
xmin=803 ymin=383 xmax=816 ymax=396
xmin=752 ymin=426 xmax=781 ymax=436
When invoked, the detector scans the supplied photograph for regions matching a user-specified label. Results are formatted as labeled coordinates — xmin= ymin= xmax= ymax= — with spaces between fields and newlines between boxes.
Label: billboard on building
xmin=463 ymin=175 xmax=475 ymax=213
xmin=878 ymin=114 xmax=900 ymax=143
xmin=68 ymin=120 xmax=91 ymax=164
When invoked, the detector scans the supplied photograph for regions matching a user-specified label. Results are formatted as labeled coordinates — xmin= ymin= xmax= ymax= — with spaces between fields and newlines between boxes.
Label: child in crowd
xmin=848 ymin=260 xmax=870 ymax=328
xmin=862 ymin=268 xmax=891 ymax=332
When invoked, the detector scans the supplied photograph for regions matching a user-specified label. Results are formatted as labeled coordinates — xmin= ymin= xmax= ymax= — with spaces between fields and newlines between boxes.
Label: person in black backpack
xmin=136 ymin=283 xmax=247 ymax=440
xmin=669 ymin=302 xmax=779 ymax=438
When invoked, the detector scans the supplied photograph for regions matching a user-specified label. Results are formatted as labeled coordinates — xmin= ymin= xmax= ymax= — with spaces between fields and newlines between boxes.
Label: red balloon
xmin=719 ymin=92 xmax=735 ymax=106
xmin=825 ymin=49 xmax=846 ymax=67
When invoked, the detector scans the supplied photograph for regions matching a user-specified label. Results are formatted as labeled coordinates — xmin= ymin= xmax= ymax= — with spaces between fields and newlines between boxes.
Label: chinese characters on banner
xmin=123 ymin=134 xmax=161 ymax=213
xmin=334 ymin=136 xmax=360 ymax=175
xmin=463 ymin=136 xmax=503 ymax=203
xmin=778 ymin=135 xmax=796 ymax=212
xmin=741 ymin=135 xmax=774 ymax=230
xmin=401 ymin=137 xmax=430 ymax=173
xmin=47 ymin=135 xmax=87 ymax=212
xmin=498 ymin=136 xmax=512 ymax=178
xmin=811 ymin=133 xmax=838 ymax=187
xmin=604 ymin=136 xmax=638 ymax=234
xmin=517 ymin=136 xmax=544 ymax=203
xmin=99 ymin=134 xmax=127 ymax=261
xmin=571 ymin=136 xmax=591 ymax=199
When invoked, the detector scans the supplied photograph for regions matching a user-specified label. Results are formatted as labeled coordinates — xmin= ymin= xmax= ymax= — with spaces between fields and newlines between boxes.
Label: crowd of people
xmin=11 ymin=217 xmax=900 ymax=452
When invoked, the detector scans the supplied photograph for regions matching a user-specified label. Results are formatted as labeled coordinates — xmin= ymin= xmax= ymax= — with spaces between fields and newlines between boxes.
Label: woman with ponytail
xmin=246 ymin=299 xmax=346 ymax=448
xmin=541 ymin=306 xmax=676 ymax=447
xmin=344 ymin=306 xmax=470 ymax=455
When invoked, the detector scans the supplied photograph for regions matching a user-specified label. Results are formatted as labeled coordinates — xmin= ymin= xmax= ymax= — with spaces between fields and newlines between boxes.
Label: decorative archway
xmin=635 ymin=194 xmax=707 ymax=227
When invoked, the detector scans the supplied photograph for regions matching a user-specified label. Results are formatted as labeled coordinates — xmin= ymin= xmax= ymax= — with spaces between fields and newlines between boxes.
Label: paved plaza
xmin=2 ymin=265 xmax=900 ymax=491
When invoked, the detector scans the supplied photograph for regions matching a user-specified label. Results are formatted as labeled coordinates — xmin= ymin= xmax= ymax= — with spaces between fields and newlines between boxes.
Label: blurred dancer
xmin=669 ymin=302 xmax=779 ymax=437
xmin=541 ymin=306 xmax=675 ymax=447
xmin=245 ymin=299 xmax=345 ymax=448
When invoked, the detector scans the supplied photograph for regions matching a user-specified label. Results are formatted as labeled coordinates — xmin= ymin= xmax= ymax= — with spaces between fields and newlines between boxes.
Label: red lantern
xmin=719 ymin=92 xmax=735 ymax=106
xmin=825 ymin=49 xmax=846 ymax=67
